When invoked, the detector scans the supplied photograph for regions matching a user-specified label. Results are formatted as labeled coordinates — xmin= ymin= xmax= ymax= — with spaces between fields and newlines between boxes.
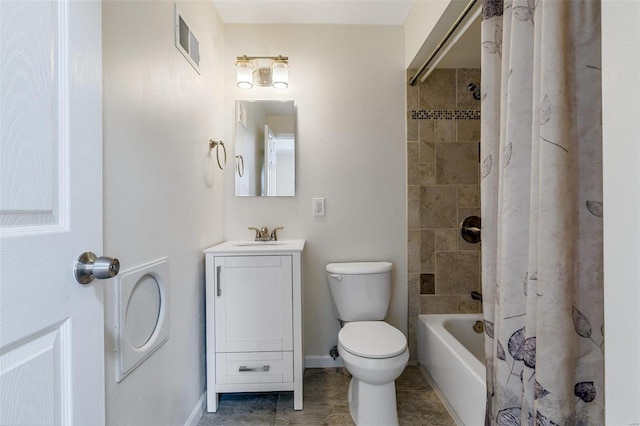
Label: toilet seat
xmin=339 ymin=321 xmax=407 ymax=359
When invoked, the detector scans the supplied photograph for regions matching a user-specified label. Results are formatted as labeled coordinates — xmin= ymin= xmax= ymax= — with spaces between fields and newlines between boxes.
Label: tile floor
xmin=197 ymin=366 xmax=455 ymax=425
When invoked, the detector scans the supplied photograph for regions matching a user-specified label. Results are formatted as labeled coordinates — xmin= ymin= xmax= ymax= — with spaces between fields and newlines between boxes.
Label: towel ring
xmin=209 ymin=139 xmax=226 ymax=170
xmin=235 ymin=155 xmax=244 ymax=177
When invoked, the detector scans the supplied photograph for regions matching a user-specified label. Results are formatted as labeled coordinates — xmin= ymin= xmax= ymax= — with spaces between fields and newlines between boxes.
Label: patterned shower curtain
xmin=480 ymin=0 xmax=604 ymax=424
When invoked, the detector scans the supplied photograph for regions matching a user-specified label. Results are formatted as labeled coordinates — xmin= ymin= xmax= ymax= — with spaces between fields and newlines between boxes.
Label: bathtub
xmin=417 ymin=314 xmax=486 ymax=425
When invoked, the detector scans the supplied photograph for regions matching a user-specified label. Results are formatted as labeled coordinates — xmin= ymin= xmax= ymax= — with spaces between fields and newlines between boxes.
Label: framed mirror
xmin=234 ymin=100 xmax=295 ymax=197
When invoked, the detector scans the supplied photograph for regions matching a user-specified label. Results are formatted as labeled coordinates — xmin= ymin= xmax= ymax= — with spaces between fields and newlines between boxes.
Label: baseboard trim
xmin=184 ymin=392 xmax=206 ymax=426
xmin=305 ymin=355 xmax=344 ymax=368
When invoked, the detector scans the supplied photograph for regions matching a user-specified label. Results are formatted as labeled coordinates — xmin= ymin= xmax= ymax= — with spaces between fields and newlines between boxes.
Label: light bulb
xmin=236 ymin=60 xmax=253 ymax=89
xmin=272 ymin=60 xmax=288 ymax=89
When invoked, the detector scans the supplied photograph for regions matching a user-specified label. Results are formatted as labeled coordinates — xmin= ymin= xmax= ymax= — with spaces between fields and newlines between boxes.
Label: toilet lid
xmin=338 ymin=321 xmax=407 ymax=359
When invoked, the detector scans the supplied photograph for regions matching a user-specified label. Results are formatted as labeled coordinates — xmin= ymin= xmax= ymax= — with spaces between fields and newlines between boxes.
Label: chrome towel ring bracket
xmin=209 ymin=139 xmax=226 ymax=170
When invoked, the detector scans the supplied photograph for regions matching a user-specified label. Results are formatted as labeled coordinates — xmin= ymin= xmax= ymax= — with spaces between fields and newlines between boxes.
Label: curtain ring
xmin=235 ymin=155 xmax=244 ymax=177
xmin=209 ymin=139 xmax=226 ymax=170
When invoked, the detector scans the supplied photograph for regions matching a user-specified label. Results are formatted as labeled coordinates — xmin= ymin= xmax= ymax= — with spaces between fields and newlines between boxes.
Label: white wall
xmin=602 ymin=0 xmax=640 ymax=423
xmin=404 ymin=0 xmax=450 ymax=68
xmin=404 ymin=0 xmax=478 ymax=70
xmin=102 ymin=2 xmax=225 ymax=425
xmin=223 ymin=24 xmax=407 ymax=363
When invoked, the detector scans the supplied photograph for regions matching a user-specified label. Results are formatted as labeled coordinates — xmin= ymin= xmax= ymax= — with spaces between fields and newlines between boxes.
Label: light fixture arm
xmin=236 ymin=55 xmax=288 ymax=62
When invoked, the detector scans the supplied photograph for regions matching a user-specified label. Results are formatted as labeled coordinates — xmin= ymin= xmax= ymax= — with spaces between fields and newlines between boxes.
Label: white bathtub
xmin=417 ymin=314 xmax=486 ymax=426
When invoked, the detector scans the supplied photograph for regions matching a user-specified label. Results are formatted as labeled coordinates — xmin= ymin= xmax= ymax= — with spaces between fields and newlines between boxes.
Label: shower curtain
xmin=480 ymin=0 xmax=604 ymax=424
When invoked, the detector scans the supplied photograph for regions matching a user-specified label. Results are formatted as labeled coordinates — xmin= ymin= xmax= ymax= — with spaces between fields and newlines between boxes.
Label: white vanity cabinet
xmin=204 ymin=240 xmax=305 ymax=412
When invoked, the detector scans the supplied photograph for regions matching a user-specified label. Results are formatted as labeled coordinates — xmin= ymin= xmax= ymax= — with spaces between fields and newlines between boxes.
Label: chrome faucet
xmin=248 ymin=226 xmax=284 ymax=241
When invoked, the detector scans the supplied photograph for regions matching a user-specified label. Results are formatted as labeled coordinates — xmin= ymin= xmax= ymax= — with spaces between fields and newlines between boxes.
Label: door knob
xmin=74 ymin=252 xmax=120 ymax=284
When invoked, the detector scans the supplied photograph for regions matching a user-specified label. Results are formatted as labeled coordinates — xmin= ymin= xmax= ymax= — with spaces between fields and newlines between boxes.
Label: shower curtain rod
xmin=408 ymin=0 xmax=479 ymax=86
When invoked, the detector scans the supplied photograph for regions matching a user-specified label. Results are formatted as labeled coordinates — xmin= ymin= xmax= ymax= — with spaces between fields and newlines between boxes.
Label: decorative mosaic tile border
xmin=411 ymin=110 xmax=481 ymax=120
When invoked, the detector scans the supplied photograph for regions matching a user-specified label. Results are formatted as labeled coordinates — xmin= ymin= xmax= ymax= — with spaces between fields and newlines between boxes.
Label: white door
xmin=0 ymin=1 xmax=106 ymax=425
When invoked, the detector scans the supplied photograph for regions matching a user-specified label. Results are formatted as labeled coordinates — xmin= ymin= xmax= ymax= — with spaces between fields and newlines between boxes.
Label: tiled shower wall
xmin=406 ymin=68 xmax=482 ymax=360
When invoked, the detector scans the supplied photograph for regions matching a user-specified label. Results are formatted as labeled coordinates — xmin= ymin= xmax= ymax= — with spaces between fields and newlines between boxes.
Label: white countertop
xmin=203 ymin=239 xmax=305 ymax=254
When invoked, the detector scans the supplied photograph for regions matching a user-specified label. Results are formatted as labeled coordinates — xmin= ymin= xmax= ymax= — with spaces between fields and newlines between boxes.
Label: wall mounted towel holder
xmin=209 ymin=139 xmax=226 ymax=170
xmin=235 ymin=155 xmax=244 ymax=177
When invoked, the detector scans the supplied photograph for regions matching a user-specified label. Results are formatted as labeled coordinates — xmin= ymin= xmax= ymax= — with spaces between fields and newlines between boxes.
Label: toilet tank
xmin=326 ymin=262 xmax=392 ymax=322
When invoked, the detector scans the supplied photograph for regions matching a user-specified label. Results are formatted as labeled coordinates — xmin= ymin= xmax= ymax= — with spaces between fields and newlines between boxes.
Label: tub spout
xmin=471 ymin=291 xmax=483 ymax=302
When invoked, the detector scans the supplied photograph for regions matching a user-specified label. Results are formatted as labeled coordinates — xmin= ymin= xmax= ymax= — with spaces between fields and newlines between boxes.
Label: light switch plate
xmin=313 ymin=198 xmax=325 ymax=216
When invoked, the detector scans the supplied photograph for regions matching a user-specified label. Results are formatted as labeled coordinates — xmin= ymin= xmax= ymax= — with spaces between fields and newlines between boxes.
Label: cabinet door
xmin=214 ymin=256 xmax=293 ymax=352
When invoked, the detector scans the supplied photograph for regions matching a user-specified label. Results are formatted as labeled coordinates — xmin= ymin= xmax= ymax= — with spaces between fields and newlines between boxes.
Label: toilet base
xmin=348 ymin=377 xmax=399 ymax=426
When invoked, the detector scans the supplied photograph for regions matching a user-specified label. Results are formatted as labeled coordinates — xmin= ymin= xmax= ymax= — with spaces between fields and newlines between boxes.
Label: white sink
xmin=231 ymin=241 xmax=288 ymax=247
xmin=204 ymin=239 xmax=305 ymax=254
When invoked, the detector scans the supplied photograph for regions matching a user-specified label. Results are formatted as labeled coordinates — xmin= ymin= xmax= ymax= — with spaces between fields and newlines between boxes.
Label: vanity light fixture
xmin=236 ymin=55 xmax=289 ymax=89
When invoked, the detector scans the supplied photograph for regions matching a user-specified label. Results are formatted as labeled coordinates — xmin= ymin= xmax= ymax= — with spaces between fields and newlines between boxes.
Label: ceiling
xmin=212 ymin=0 xmax=416 ymax=26
xmin=212 ymin=0 xmax=481 ymax=69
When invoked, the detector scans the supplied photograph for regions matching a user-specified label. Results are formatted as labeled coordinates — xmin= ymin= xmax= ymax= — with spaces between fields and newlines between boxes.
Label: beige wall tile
xmin=408 ymin=230 xmax=421 ymax=273
xmin=456 ymin=69 xmax=481 ymax=110
xmin=420 ymin=273 xmax=435 ymax=294
xmin=419 ymin=119 xmax=435 ymax=143
xmin=420 ymin=294 xmax=459 ymax=314
xmin=406 ymin=69 xmax=420 ymax=142
xmin=458 ymin=294 xmax=482 ymax=313
xmin=435 ymin=119 xmax=456 ymax=142
xmin=407 ymin=142 xmax=419 ymax=185
xmin=436 ymin=142 xmax=480 ymax=184
xmin=419 ymin=69 xmax=456 ymax=109
xmin=407 ymin=67 xmax=484 ymax=322
xmin=420 ymin=139 xmax=435 ymax=163
xmin=420 ymin=186 xmax=458 ymax=228
xmin=435 ymin=251 xmax=480 ymax=294
xmin=407 ymin=185 xmax=420 ymax=229
xmin=419 ymin=136 xmax=436 ymax=186
xmin=407 ymin=113 xmax=418 ymax=142
xmin=420 ymin=162 xmax=436 ymax=185
xmin=407 ymin=69 xmax=419 ymax=111
xmin=435 ymin=229 xmax=458 ymax=251
xmin=457 ymin=119 xmax=481 ymax=141
xmin=408 ymin=316 xmax=417 ymax=361
xmin=420 ymin=230 xmax=436 ymax=273
xmin=408 ymin=274 xmax=420 ymax=316
xmin=458 ymin=185 xmax=479 ymax=207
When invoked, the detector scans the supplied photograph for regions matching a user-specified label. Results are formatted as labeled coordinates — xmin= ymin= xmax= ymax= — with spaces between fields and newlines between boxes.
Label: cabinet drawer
xmin=216 ymin=352 xmax=293 ymax=385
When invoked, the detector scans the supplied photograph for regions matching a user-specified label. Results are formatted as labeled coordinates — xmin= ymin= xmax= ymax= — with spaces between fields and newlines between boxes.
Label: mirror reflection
xmin=234 ymin=100 xmax=295 ymax=197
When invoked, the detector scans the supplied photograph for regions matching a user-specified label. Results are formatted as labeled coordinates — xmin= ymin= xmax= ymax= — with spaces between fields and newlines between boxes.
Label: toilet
xmin=326 ymin=262 xmax=409 ymax=426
